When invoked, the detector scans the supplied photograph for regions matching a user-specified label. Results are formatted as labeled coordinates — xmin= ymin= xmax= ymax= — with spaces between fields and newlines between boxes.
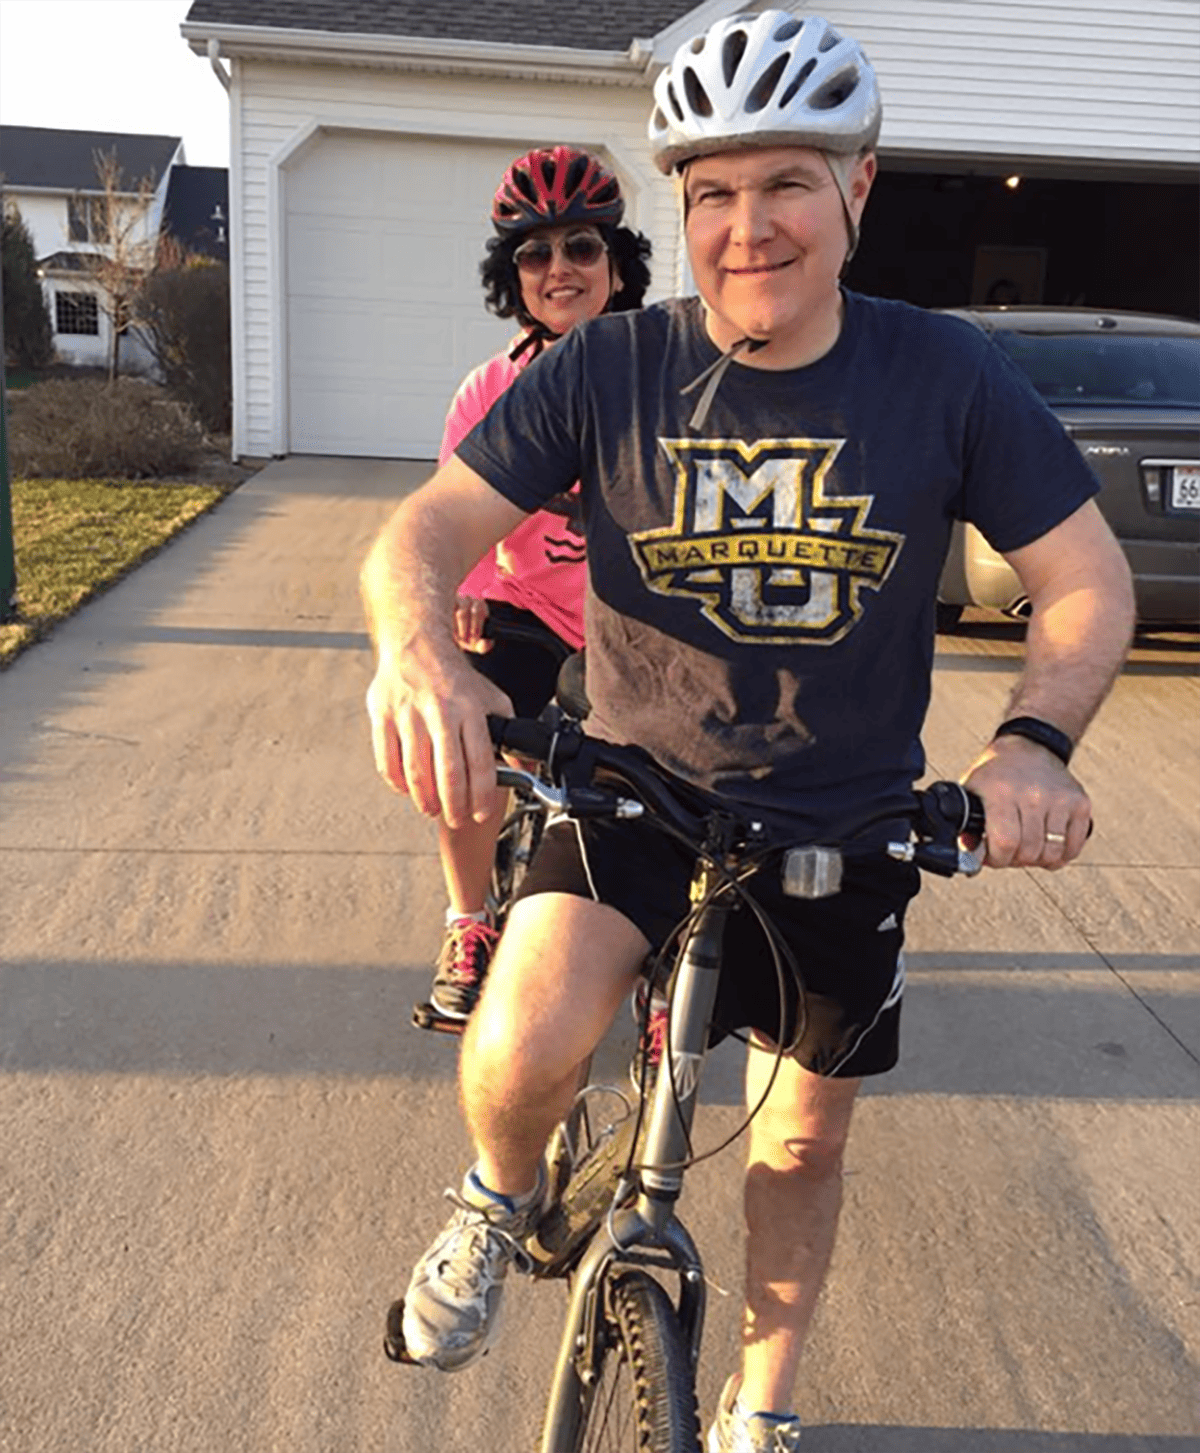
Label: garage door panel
xmin=286 ymin=131 xmax=518 ymax=455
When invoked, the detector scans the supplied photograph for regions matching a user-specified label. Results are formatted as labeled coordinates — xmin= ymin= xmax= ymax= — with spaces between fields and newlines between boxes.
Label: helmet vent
xmin=665 ymin=81 xmax=685 ymax=123
xmin=514 ymin=169 xmax=538 ymax=204
xmin=591 ymin=177 xmax=620 ymax=206
xmin=779 ymin=58 xmax=817 ymax=109
xmin=774 ymin=16 xmax=802 ymax=42
xmin=811 ymin=68 xmax=858 ymax=110
xmin=745 ymin=53 xmax=789 ymax=114
xmin=819 ymin=28 xmax=843 ymax=52
xmin=689 ymin=35 xmax=705 ymax=54
xmin=683 ymin=66 xmax=714 ymax=119
xmin=564 ymin=154 xmax=590 ymax=194
xmin=721 ymin=29 xmax=748 ymax=86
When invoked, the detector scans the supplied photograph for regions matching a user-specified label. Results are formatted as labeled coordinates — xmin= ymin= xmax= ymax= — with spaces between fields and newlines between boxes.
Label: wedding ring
xmin=1045 ymin=832 xmax=1066 ymax=844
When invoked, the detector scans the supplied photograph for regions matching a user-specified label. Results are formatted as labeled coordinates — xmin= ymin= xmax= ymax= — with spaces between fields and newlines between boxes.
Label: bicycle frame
xmin=538 ymin=860 xmax=730 ymax=1451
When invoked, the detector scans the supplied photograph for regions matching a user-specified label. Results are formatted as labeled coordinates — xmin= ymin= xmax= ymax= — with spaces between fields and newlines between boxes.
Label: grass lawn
xmin=1 ymin=477 xmax=231 ymax=667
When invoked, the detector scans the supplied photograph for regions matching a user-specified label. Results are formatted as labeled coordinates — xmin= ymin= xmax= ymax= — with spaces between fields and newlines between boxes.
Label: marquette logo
xmin=630 ymin=438 xmax=904 ymax=645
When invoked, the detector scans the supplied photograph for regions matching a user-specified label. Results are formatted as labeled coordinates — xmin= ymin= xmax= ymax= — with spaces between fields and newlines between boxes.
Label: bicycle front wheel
xmin=576 ymin=1270 xmax=700 ymax=1453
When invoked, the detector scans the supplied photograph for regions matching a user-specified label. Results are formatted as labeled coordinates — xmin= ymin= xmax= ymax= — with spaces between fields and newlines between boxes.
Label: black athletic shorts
xmin=466 ymin=602 xmax=571 ymax=720
xmin=514 ymin=808 xmax=922 ymax=1078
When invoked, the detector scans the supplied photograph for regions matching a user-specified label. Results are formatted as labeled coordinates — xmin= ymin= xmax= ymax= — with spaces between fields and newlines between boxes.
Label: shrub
xmin=3 ymin=202 xmax=54 ymax=371
xmin=6 ymin=377 xmax=207 ymax=479
xmin=138 ymin=256 xmax=232 ymax=432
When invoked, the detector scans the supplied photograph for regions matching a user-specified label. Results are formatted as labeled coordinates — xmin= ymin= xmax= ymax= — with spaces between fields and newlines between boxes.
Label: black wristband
xmin=993 ymin=716 xmax=1074 ymax=767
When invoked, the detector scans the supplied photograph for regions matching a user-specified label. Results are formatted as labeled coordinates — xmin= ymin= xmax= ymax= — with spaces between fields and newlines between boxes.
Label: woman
xmin=428 ymin=145 xmax=652 ymax=1021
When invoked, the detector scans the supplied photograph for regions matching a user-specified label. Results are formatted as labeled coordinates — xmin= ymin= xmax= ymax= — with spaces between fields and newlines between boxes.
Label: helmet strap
xmin=823 ymin=153 xmax=861 ymax=276
xmin=508 ymin=322 xmax=559 ymax=363
xmin=680 ymin=335 xmax=767 ymax=429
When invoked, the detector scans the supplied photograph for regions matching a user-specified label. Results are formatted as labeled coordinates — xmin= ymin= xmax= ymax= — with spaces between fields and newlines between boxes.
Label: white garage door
xmin=285 ymin=131 xmax=522 ymax=458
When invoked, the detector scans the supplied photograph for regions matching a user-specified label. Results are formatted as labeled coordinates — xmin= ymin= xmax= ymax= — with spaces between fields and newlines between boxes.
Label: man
xmin=361 ymin=12 xmax=1134 ymax=1451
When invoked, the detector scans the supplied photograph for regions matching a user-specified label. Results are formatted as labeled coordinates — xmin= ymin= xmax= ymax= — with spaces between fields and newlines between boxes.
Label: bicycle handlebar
xmin=488 ymin=715 xmax=986 ymax=881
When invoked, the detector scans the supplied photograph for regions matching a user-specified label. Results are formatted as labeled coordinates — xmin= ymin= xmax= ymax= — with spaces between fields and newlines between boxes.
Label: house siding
xmin=813 ymin=0 xmax=1199 ymax=168
xmin=230 ymin=58 xmax=680 ymax=457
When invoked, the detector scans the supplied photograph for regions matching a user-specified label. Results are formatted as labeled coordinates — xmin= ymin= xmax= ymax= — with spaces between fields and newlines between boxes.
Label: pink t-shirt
xmin=439 ymin=340 xmax=586 ymax=650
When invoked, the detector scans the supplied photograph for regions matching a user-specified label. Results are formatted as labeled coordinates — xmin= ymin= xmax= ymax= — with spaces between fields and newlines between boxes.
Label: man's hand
xmin=365 ymin=651 xmax=512 ymax=829
xmin=961 ymin=734 xmax=1091 ymax=869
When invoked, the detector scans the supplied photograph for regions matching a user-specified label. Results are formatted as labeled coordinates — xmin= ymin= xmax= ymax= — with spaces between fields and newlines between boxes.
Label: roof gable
xmin=183 ymin=0 xmax=698 ymax=52
xmin=0 ymin=126 xmax=182 ymax=193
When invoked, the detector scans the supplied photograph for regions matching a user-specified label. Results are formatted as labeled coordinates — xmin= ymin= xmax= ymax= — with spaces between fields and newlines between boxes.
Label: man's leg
xmin=739 ymin=1035 xmax=861 ymax=1412
xmin=461 ymin=890 xmax=649 ymax=1196
xmin=401 ymin=890 xmax=648 ymax=1371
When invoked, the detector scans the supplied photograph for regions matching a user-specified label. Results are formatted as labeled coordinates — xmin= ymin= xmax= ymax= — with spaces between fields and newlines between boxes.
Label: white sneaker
xmin=707 ymin=1374 xmax=802 ymax=1451
xmin=400 ymin=1165 xmax=543 ymax=1371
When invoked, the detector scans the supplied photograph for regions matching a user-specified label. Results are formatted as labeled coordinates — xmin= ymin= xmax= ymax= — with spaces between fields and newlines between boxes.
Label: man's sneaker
xmin=430 ymin=914 xmax=499 ymax=1019
xmin=707 ymin=1374 xmax=802 ymax=1451
xmin=400 ymin=1165 xmax=544 ymax=1371
xmin=630 ymin=978 xmax=668 ymax=1090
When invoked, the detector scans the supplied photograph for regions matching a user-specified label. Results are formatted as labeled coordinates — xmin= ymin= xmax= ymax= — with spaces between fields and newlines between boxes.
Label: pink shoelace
xmin=444 ymin=918 xmax=499 ymax=986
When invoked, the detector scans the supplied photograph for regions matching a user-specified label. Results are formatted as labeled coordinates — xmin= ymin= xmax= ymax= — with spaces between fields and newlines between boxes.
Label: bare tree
xmin=72 ymin=149 xmax=156 ymax=382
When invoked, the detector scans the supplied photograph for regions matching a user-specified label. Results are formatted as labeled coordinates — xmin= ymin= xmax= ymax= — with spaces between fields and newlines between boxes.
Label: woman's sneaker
xmin=400 ymin=1166 xmax=544 ymax=1371
xmin=707 ymin=1374 xmax=802 ymax=1451
xmin=430 ymin=914 xmax=499 ymax=1019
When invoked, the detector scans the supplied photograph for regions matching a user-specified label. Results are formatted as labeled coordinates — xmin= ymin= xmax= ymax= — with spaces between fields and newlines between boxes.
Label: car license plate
xmin=1171 ymin=465 xmax=1200 ymax=511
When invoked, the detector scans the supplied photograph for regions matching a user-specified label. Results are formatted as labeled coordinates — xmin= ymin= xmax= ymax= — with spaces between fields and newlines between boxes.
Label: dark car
xmin=936 ymin=307 xmax=1200 ymax=630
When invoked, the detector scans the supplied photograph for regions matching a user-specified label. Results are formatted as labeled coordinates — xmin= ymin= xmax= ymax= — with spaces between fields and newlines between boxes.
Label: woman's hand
xmin=453 ymin=595 xmax=493 ymax=653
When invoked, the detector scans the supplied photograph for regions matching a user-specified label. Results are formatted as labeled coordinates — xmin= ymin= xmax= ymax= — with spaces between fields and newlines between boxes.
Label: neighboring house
xmin=0 ymin=124 xmax=184 ymax=371
xmin=162 ymin=164 xmax=230 ymax=262
xmin=181 ymin=0 xmax=1200 ymax=462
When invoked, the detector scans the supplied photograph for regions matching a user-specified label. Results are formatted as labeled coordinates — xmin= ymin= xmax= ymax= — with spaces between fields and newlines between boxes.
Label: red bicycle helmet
xmin=492 ymin=146 xmax=624 ymax=236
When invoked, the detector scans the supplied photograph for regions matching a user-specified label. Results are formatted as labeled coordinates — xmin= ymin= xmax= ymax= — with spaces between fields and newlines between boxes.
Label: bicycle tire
xmin=574 ymin=1269 xmax=700 ymax=1453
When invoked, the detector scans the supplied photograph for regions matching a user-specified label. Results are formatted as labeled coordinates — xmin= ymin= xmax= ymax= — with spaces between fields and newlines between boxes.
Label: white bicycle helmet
xmin=648 ymin=10 xmax=881 ymax=175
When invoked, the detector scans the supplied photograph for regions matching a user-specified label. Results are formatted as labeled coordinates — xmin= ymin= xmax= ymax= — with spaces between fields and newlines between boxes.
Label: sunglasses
xmin=512 ymin=230 xmax=608 ymax=274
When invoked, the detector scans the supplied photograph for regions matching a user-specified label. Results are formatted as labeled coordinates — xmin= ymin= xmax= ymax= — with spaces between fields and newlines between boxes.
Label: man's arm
xmin=961 ymin=500 xmax=1135 ymax=869
xmin=361 ymin=456 xmax=528 ymax=828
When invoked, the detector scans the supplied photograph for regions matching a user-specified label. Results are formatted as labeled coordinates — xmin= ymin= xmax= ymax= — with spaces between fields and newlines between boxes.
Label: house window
xmin=56 ymin=291 xmax=100 ymax=335
xmin=68 ymin=197 xmax=105 ymax=242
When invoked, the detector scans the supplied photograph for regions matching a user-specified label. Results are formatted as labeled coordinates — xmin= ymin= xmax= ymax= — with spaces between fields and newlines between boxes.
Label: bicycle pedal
xmin=411 ymin=1002 xmax=466 ymax=1036
xmin=383 ymin=1299 xmax=420 ymax=1365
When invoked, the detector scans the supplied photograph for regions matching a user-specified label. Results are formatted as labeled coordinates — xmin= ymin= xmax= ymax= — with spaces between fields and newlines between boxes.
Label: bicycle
xmin=387 ymin=713 xmax=985 ymax=1451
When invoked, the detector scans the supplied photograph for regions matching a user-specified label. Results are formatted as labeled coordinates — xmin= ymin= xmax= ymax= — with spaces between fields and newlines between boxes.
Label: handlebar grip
xmin=923 ymin=780 xmax=985 ymax=839
xmin=487 ymin=714 xmax=554 ymax=762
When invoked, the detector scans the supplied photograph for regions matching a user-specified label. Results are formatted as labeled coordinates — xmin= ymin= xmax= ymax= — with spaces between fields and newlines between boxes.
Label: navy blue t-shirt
xmin=456 ymin=291 xmax=1098 ymax=837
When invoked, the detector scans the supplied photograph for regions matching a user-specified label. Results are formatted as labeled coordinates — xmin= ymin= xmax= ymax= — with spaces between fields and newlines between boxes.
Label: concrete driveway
xmin=1 ymin=457 xmax=1196 ymax=1452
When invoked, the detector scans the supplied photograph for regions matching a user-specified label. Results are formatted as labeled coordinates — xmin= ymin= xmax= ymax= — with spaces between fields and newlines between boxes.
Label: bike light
xmin=782 ymin=846 xmax=843 ymax=899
